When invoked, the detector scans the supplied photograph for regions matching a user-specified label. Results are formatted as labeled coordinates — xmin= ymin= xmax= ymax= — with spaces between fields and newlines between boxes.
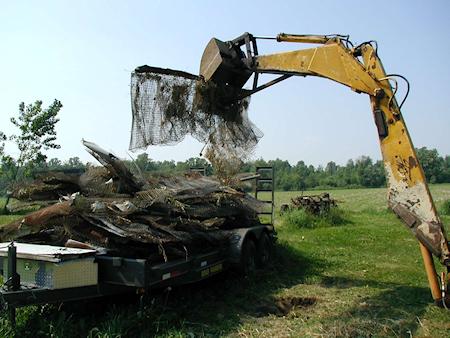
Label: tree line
xmin=2 ymin=147 xmax=449 ymax=194
xmin=245 ymin=147 xmax=450 ymax=190
xmin=1 ymin=100 xmax=449 ymax=196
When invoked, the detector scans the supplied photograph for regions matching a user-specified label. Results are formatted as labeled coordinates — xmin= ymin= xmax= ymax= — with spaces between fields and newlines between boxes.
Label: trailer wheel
xmin=239 ymin=238 xmax=257 ymax=276
xmin=256 ymin=232 xmax=272 ymax=268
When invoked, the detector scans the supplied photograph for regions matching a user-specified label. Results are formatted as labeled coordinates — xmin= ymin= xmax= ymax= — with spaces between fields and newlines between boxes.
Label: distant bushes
xmin=282 ymin=207 xmax=349 ymax=229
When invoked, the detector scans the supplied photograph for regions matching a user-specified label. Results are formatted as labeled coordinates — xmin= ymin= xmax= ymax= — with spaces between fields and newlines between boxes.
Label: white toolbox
xmin=0 ymin=242 xmax=98 ymax=289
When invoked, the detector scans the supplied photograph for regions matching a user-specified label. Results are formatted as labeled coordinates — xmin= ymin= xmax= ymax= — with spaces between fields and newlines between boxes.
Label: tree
xmin=64 ymin=157 xmax=85 ymax=170
xmin=134 ymin=153 xmax=151 ymax=172
xmin=0 ymin=100 xmax=62 ymax=213
xmin=416 ymin=147 xmax=445 ymax=183
xmin=325 ymin=161 xmax=338 ymax=175
xmin=443 ymin=155 xmax=450 ymax=182
xmin=0 ymin=132 xmax=6 ymax=158
xmin=48 ymin=157 xmax=63 ymax=169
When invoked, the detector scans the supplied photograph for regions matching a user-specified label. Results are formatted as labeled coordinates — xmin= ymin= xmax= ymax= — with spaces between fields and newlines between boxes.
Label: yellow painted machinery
xmin=200 ymin=32 xmax=450 ymax=306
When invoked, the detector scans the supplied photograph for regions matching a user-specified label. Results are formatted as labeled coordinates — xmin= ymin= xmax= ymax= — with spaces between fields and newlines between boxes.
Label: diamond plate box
xmin=0 ymin=243 xmax=98 ymax=289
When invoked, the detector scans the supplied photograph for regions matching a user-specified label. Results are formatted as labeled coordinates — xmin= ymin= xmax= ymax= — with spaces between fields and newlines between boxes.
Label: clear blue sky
xmin=1 ymin=0 xmax=449 ymax=166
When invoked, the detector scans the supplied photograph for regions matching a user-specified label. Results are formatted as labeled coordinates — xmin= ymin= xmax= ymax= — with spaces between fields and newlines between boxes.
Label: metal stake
xmin=7 ymin=242 xmax=19 ymax=327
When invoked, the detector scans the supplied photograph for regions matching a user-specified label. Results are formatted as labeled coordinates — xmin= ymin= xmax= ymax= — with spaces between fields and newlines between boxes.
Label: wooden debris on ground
xmin=290 ymin=193 xmax=337 ymax=215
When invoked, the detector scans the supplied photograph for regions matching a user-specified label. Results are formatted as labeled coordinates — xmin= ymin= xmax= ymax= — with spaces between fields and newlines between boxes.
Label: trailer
xmin=0 ymin=167 xmax=275 ymax=324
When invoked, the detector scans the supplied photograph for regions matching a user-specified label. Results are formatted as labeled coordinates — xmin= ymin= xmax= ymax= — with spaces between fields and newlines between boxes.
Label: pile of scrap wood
xmin=0 ymin=140 xmax=264 ymax=262
xmin=288 ymin=193 xmax=337 ymax=215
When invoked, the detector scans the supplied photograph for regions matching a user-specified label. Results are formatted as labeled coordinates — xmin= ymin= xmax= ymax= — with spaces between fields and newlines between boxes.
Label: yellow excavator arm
xmin=200 ymin=32 xmax=450 ymax=305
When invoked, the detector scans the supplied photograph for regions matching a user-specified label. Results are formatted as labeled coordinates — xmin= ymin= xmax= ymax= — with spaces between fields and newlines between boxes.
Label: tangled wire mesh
xmin=129 ymin=66 xmax=262 ymax=181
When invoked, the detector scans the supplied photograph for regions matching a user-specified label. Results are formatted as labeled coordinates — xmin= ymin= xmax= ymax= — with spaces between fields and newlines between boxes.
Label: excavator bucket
xmin=199 ymin=37 xmax=252 ymax=90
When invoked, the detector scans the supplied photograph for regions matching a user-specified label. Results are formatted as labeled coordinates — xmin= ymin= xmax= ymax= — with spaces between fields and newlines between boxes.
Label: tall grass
xmin=282 ymin=207 xmax=349 ymax=229
xmin=0 ymin=198 xmax=5 ymax=215
xmin=440 ymin=199 xmax=450 ymax=215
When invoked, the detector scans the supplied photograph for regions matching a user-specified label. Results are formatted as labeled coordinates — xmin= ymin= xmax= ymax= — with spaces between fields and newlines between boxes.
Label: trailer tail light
xmin=162 ymin=270 xmax=186 ymax=280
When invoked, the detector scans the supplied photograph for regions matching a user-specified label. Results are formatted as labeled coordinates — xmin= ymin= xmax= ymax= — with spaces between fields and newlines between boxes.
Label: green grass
xmin=441 ymin=199 xmax=450 ymax=215
xmin=1 ymin=185 xmax=450 ymax=337
xmin=0 ymin=197 xmax=24 ymax=224
xmin=0 ymin=214 xmax=22 ymax=225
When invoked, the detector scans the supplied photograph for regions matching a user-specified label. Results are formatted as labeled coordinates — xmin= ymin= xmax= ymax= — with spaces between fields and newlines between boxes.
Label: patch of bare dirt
xmin=255 ymin=296 xmax=317 ymax=317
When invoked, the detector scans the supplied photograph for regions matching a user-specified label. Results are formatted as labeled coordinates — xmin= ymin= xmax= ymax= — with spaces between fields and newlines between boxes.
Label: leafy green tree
xmin=416 ymin=147 xmax=445 ymax=183
xmin=65 ymin=157 xmax=85 ymax=169
xmin=48 ymin=158 xmax=63 ymax=169
xmin=0 ymin=100 xmax=62 ymax=213
xmin=134 ymin=153 xmax=151 ymax=172
xmin=325 ymin=161 xmax=338 ymax=175
xmin=158 ymin=160 xmax=176 ymax=173
xmin=443 ymin=155 xmax=450 ymax=182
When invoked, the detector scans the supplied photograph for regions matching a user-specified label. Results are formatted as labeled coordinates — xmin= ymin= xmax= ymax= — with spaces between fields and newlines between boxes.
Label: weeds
xmin=440 ymin=199 xmax=450 ymax=215
xmin=0 ymin=318 xmax=14 ymax=337
xmin=88 ymin=308 xmax=131 ymax=338
xmin=0 ymin=198 xmax=6 ymax=215
xmin=282 ymin=207 xmax=349 ymax=229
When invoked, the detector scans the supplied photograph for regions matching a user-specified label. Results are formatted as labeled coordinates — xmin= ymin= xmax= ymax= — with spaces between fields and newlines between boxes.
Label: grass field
xmin=1 ymin=185 xmax=450 ymax=337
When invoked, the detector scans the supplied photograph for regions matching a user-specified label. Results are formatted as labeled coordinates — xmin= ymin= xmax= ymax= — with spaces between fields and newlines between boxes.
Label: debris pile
xmin=129 ymin=66 xmax=263 ymax=181
xmin=290 ymin=193 xmax=337 ymax=215
xmin=1 ymin=140 xmax=264 ymax=262
xmin=11 ymin=171 xmax=81 ymax=202
xmin=2 ymin=64 xmax=267 ymax=262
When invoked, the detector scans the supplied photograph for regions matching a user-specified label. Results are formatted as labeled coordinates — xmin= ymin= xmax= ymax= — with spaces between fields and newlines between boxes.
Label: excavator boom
xmin=200 ymin=32 xmax=449 ymax=305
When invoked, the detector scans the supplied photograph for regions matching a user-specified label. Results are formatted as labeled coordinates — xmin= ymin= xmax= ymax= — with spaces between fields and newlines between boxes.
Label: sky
xmin=1 ymin=0 xmax=449 ymax=167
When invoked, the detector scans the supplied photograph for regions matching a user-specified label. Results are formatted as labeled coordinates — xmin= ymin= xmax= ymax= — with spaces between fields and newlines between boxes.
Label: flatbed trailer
xmin=0 ymin=167 xmax=276 ymax=324
xmin=0 ymin=224 xmax=275 ymax=324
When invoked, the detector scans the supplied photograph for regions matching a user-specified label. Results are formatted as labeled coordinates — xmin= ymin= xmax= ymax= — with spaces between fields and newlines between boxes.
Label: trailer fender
xmin=227 ymin=226 xmax=274 ymax=265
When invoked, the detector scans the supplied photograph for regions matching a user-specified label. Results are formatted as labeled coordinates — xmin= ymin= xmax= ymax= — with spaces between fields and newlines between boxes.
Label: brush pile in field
xmin=290 ymin=193 xmax=337 ymax=215
xmin=1 ymin=140 xmax=264 ymax=262
xmin=129 ymin=66 xmax=262 ymax=181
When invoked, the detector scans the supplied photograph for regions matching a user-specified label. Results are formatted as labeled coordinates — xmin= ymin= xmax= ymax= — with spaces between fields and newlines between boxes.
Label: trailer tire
xmin=256 ymin=232 xmax=272 ymax=268
xmin=239 ymin=238 xmax=257 ymax=276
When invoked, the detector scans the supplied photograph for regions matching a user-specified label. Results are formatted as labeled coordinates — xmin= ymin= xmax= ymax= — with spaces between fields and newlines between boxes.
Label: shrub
xmin=325 ymin=207 xmax=348 ymax=226
xmin=283 ymin=209 xmax=316 ymax=229
xmin=282 ymin=207 xmax=349 ymax=229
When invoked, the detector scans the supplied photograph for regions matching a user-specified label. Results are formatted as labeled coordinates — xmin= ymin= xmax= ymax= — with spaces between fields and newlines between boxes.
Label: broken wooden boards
xmin=2 ymin=141 xmax=265 ymax=264
xmin=290 ymin=193 xmax=337 ymax=215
